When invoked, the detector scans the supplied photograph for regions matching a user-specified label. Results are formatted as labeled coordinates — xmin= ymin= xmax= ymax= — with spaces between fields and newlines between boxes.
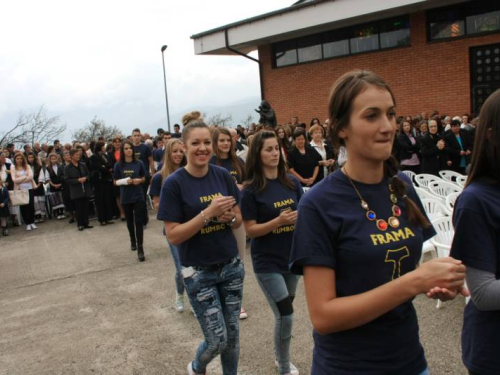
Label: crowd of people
xmin=0 ymin=69 xmax=498 ymax=375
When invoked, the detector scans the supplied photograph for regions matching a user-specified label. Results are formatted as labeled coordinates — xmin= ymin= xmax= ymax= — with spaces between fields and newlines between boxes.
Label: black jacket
xmin=64 ymin=162 xmax=92 ymax=200
xmin=47 ymin=164 xmax=64 ymax=192
xmin=90 ymin=153 xmax=113 ymax=183
xmin=419 ymin=133 xmax=446 ymax=176
xmin=397 ymin=133 xmax=420 ymax=162
xmin=444 ymin=130 xmax=472 ymax=172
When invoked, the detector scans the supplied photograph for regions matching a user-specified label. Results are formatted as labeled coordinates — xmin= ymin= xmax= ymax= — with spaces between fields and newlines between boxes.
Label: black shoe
xmin=69 ymin=218 xmax=75 ymax=224
xmin=138 ymin=248 xmax=145 ymax=262
xmin=131 ymin=243 xmax=137 ymax=251
xmin=78 ymin=226 xmax=84 ymax=231
xmin=100 ymin=222 xmax=107 ymax=226
xmin=105 ymin=221 xmax=114 ymax=225
xmin=2 ymin=227 xmax=8 ymax=236
xmin=84 ymin=225 xmax=94 ymax=229
xmin=121 ymin=217 xmax=126 ymax=222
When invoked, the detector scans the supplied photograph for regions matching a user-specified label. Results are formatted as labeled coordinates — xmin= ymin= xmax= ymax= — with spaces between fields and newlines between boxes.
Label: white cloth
xmin=310 ymin=140 xmax=327 ymax=177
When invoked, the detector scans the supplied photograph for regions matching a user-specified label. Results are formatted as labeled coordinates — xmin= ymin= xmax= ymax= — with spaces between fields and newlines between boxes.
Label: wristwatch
xmin=227 ymin=216 xmax=237 ymax=227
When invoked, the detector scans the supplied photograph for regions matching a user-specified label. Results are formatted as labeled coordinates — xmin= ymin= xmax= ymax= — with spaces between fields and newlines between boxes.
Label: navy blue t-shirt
xmin=241 ymin=175 xmax=303 ymax=273
xmin=450 ymin=181 xmax=500 ymax=375
xmin=133 ymin=143 xmax=152 ymax=176
xmin=149 ymin=172 xmax=162 ymax=197
xmin=153 ymin=148 xmax=164 ymax=163
xmin=209 ymin=155 xmax=245 ymax=184
xmin=290 ymin=170 xmax=435 ymax=375
xmin=113 ymin=161 xmax=145 ymax=204
xmin=157 ymin=165 xmax=240 ymax=267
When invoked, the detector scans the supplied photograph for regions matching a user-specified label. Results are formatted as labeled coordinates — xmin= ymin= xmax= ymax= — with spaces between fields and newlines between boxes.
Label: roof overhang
xmin=191 ymin=0 xmax=470 ymax=56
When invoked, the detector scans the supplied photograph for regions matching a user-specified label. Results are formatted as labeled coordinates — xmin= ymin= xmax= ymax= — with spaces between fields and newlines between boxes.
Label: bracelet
xmin=200 ymin=210 xmax=210 ymax=226
xmin=227 ymin=216 xmax=237 ymax=227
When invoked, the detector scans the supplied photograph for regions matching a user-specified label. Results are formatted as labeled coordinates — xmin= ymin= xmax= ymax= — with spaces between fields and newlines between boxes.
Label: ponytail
xmin=384 ymin=156 xmax=430 ymax=228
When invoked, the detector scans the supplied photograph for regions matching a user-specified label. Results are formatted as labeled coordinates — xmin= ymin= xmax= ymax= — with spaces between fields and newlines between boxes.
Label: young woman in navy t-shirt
xmin=113 ymin=140 xmax=146 ymax=262
xmin=150 ymin=138 xmax=187 ymax=312
xmin=241 ymin=130 xmax=303 ymax=375
xmin=209 ymin=127 xmax=249 ymax=320
xmin=450 ymin=89 xmax=500 ymax=375
xmin=157 ymin=111 xmax=244 ymax=375
xmin=289 ymin=70 xmax=468 ymax=375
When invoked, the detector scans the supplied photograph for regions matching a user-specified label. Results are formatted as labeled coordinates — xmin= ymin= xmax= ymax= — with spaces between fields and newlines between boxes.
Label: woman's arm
xmin=165 ymin=196 xmax=236 ymax=246
xmin=466 ymin=266 xmax=500 ymax=311
xmin=244 ymin=209 xmax=297 ymax=238
xmin=304 ymin=257 xmax=466 ymax=335
xmin=288 ymin=168 xmax=306 ymax=184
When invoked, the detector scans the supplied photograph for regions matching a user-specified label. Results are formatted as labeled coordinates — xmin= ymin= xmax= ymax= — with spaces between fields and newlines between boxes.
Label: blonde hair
xmin=160 ymin=138 xmax=185 ymax=182
xmin=181 ymin=111 xmax=208 ymax=142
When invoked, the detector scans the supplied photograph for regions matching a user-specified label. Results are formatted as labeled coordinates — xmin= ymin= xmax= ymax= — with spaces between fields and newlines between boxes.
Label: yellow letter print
xmin=385 ymin=247 xmax=410 ymax=280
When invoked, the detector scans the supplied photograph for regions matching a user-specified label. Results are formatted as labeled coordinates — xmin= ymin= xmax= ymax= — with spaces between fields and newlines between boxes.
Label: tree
xmin=0 ymin=105 xmax=66 ymax=148
xmin=206 ymin=113 xmax=233 ymax=127
xmin=71 ymin=117 xmax=121 ymax=143
xmin=241 ymin=113 xmax=254 ymax=128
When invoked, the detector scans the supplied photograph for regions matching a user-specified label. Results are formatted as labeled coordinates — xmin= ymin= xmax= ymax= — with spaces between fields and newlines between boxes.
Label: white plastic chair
xmin=414 ymin=186 xmax=435 ymax=200
xmin=401 ymin=170 xmax=416 ymax=184
xmin=420 ymin=239 xmax=437 ymax=264
xmin=439 ymin=170 xmax=464 ymax=182
xmin=421 ymin=198 xmax=447 ymax=221
xmin=414 ymin=174 xmax=440 ymax=190
xmin=456 ymin=175 xmax=467 ymax=188
xmin=430 ymin=216 xmax=455 ymax=308
xmin=427 ymin=180 xmax=462 ymax=201
xmin=444 ymin=191 xmax=461 ymax=216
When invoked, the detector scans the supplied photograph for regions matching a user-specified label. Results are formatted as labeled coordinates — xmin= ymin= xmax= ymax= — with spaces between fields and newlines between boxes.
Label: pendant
xmin=361 ymin=200 xmax=369 ymax=210
xmin=376 ymin=219 xmax=388 ymax=231
xmin=390 ymin=194 xmax=398 ymax=204
xmin=392 ymin=205 xmax=401 ymax=217
xmin=366 ymin=211 xmax=376 ymax=221
xmin=388 ymin=216 xmax=400 ymax=228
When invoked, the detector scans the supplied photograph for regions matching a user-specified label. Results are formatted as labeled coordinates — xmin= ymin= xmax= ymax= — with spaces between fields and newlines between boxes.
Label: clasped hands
xmin=419 ymin=257 xmax=469 ymax=302
xmin=206 ymin=196 xmax=236 ymax=224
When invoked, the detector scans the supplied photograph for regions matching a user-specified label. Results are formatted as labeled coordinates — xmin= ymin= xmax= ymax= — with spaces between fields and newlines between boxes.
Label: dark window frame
xmin=272 ymin=15 xmax=410 ymax=68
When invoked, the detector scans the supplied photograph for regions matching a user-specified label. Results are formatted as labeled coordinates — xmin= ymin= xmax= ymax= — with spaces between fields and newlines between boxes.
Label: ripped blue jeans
xmin=182 ymin=258 xmax=245 ymax=375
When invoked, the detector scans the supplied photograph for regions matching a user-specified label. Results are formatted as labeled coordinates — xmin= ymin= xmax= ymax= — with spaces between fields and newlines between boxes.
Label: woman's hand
xmin=412 ymin=257 xmax=466 ymax=294
xmin=217 ymin=209 xmax=235 ymax=224
xmin=132 ymin=178 xmax=142 ymax=185
xmin=305 ymin=178 xmax=314 ymax=186
xmin=205 ymin=196 xmax=236 ymax=218
xmin=277 ymin=209 xmax=297 ymax=226
xmin=426 ymin=285 xmax=469 ymax=301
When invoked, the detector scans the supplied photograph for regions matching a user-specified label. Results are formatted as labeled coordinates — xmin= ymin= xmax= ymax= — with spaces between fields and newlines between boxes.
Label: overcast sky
xmin=0 ymin=0 xmax=292 ymax=139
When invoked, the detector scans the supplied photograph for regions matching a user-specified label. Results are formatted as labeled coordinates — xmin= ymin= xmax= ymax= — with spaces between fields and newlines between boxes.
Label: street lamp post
xmin=161 ymin=45 xmax=171 ymax=132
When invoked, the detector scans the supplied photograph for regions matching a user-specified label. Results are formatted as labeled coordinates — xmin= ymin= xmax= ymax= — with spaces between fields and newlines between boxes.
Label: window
xmin=428 ymin=0 xmax=500 ymax=41
xmin=380 ymin=19 xmax=411 ymax=48
xmin=350 ymin=25 xmax=379 ymax=54
xmin=323 ymin=30 xmax=350 ymax=58
xmin=297 ymin=35 xmax=322 ymax=63
xmin=271 ymin=15 xmax=410 ymax=68
xmin=274 ymin=40 xmax=297 ymax=67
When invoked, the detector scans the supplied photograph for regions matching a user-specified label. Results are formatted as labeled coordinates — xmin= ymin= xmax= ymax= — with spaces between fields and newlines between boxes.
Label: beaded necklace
xmin=343 ymin=168 xmax=401 ymax=231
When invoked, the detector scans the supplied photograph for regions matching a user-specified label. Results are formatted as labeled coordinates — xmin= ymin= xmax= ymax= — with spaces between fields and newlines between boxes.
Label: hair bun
xmin=182 ymin=111 xmax=202 ymax=126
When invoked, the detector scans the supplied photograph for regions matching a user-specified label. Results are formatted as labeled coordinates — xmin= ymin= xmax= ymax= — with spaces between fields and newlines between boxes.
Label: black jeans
xmin=20 ymin=190 xmax=35 ymax=225
xmin=123 ymin=200 xmax=145 ymax=247
xmin=74 ymin=197 xmax=90 ymax=227
xmin=94 ymin=181 xmax=114 ymax=223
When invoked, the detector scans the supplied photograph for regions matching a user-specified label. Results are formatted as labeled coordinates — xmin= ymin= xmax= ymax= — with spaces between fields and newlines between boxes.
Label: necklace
xmin=343 ymin=168 xmax=401 ymax=231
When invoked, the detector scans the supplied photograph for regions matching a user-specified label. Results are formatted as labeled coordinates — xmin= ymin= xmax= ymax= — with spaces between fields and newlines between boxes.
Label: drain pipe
xmin=225 ymin=29 xmax=264 ymax=100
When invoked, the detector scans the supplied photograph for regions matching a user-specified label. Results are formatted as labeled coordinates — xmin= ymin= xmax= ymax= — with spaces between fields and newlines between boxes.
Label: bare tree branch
xmin=71 ymin=117 xmax=121 ymax=143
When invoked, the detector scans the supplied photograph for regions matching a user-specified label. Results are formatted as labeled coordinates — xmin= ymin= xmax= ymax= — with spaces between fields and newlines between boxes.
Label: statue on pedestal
xmin=255 ymin=100 xmax=277 ymax=128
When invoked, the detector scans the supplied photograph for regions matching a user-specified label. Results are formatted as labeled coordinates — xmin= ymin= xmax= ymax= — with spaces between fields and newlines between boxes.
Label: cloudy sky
xmin=0 ymin=0 xmax=292 ymax=140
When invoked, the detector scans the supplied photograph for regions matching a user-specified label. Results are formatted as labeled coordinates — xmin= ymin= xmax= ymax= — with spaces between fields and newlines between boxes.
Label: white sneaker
xmin=175 ymin=293 xmax=185 ymax=312
xmin=275 ymin=359 xmax=299 ymax=375
xmin=31 ymin=223 xmax=37 ymax=229
xmin=187 ymin=361 xmax=205 ymax=375
xmin=239 ymin=307 xmax=248 ymax=320
xmin=26 ymin=225 xmax=32 ymax=231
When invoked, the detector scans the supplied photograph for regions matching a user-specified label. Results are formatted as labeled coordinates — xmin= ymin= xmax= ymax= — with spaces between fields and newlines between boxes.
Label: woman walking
xmin=150 ymin=138 xmax=187 ymax=311
xmin=158 ymin=111 xmax=244 ymax=375
xmin=290 ymin=70 xmax=467 ymax=374
xmin=11 ymin=152 xmax=36 ymax=230
xmin=241 ymin=130 xmax=303 ymax=375
xmin=450 ymin=88 xmax=500 ymax=375
xmin=113 ymin=140 xmax=146 ymax=261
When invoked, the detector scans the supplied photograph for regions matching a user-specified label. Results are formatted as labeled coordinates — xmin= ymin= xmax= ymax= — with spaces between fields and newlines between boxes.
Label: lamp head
xmin=161 ymin=45 xmax=168 ymax=52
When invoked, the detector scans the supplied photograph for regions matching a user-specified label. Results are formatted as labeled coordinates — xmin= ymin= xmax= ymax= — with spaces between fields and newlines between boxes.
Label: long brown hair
xmin=244 ymin=130 xmax=295 ymax=194
xmin=466 ymin=88 xmax=500 ymax=186
xmin=328 ymin=70 xmax=429 ymax=228
xmin=160 ymin=138 xmax=186 ymax=182
xmin=13 ymin=152 xmax=28 ymax=170
xmin=119 ymin=140 xmax=137 ymax=165
xmin=212 ymin=127 xmax=243 ymax=179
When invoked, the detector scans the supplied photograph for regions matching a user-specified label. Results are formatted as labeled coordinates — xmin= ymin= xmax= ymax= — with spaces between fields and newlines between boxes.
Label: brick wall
xmin=258 ymin=11 xmax=500 ymax=125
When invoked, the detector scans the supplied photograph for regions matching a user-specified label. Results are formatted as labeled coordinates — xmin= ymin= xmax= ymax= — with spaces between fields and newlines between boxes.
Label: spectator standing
xmin=420 ymin=119 xmax=446 ymax=176
xmin=398 ymin=120 xmax=421 ymax=174
xmin=171 ymin=123 xmax=182 ymax=139
xmin=47 ymin=153 xmax=66 ymax=219
xmin=108 ymin=137 xmax=126 ymax=221
xmin=0 ymin=178 xmax=10 ymax=236
xmin=309 ymin=124 xmax=335 ymax=179
xmin=445 ymin=120 xmax=472 ymax=174
xmin=287 ymin=130 xmax=322 ymax=187
xmin=11 ymin=152 xmax=36 ymax=231
xmin=91 ymin=141 xmax=115 ymax=226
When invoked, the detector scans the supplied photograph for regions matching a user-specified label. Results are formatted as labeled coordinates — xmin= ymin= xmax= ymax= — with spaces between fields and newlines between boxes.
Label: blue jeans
xmin=182 ymin=258 xmax=245 ymax=375
xmin=255 ymin=272 xmax=300 ymax=375
xmin=166 ymin=237 xmax=184 ymax=295
xmin=420 ymin=368 xmax=430 ymax=375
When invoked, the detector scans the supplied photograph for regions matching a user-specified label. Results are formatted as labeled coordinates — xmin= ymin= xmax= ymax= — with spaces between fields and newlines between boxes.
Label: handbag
xmin=9 ymin=189 xmax=30 ymax=206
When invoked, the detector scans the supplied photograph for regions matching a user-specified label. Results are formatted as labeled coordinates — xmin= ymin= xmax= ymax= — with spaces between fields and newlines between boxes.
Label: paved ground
xmin=0 ymin=212 xmax=468 ymax=375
